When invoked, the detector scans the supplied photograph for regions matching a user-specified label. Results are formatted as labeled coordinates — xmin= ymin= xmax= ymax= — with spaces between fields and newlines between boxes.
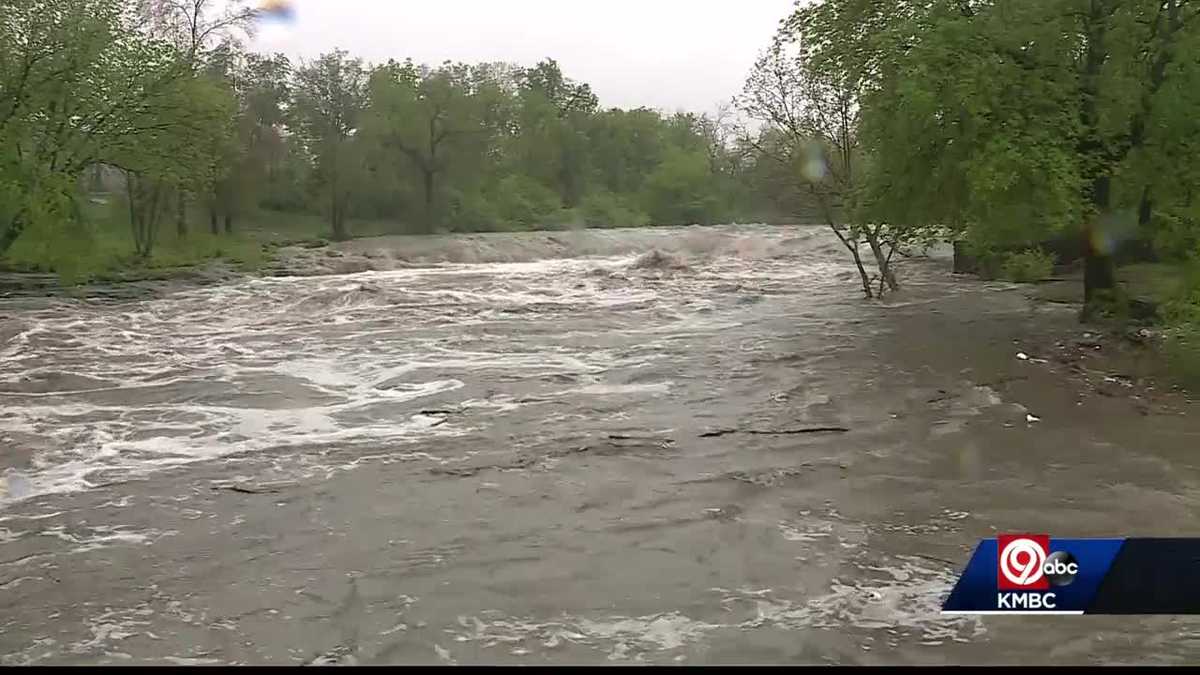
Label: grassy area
xmin=1 ymin=198 xmax=714 ymax=286
xmin=1030 ymin=262 xmax=1186 ymax=307
xmin=237 ymin=209 xmax=400 ymax=244
xmin=1117 ymin=263 xmax=1187 ymax=304
xmin=0 ymin=202 xmax=409 ymax=285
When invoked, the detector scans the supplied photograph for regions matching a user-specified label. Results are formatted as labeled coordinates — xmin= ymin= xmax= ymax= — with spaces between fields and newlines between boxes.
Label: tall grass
xmin=3 ymin=198 xmax=272 ymax=283
xmin=1000 ymin=249 xmax=1055 ymax=283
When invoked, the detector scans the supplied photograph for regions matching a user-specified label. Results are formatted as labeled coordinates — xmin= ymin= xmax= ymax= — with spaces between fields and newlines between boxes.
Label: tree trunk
xmin=849 ymin=244 xmax=874 ymax=300
xmin=1077 ymin=1 xmax=1117 ymax=314
xmin=0 ymin=210 xmax=28 ymax=255
xmin=329 ymin=177 xmax=344 ymax=241
xmin=423 ymin=169 xmax=435 ymax=232
xmin=828 ymin=225 xmax=873 ymax=299
xmin=210 ymin=208 xmax=220 ymax=235
xmin=129 ymin=176 xmax=165 ymax=259
xmin=176 ymin=190 xmax=188 ymax=238
xmin=1083 ymin=174 xmax=1117 ymax=307
xmin=331 ymin=194 xmax=349 ymax=242
xmin=1083 ymin=242 xmax=1116 ymax=303
xmin=1138 ymin=185 xmax=1153 ymax=227
xmin=224 ymin=213 xmax=233 ymax=235
xmin=866 ymin=233 xmax=899 ymax=295
xmin=128 ymin=176 xmax=140 ymax=254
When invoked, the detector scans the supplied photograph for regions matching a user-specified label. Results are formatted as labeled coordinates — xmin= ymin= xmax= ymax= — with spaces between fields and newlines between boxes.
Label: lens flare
xmin=1089 ymin=227 xmax=1118 ymax=256
xmin=802 ymin=141 xmax=827 ymax=182
xmin=1090 ymin=209 xmax=1138 ymax=256
xmin=257 ymin=0 xmax=296 ymax=23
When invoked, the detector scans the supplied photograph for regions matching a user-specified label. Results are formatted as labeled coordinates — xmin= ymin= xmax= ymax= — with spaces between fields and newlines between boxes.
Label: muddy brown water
xmin=1 ymin=225 xmax=1199 ymax=665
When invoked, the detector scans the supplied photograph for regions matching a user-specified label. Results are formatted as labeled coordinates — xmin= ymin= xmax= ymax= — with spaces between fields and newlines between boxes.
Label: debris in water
xmin=1026 ymin=414 xmax=1041 ymax=424
xmin=1 ymin=472 xmax=31 ymax=500
xmin=434 ymin=644 xmax=455 ymax=664
xmin=628 ymin=249 xmax=689 ymax=272
xmin=926 ymin=390 xmax=954 ymax=404
xmin=211 ymin=481 xmax=291 ymax=495
xmin=1126 ymin=328 xmax=1155 ymax=344
xmin=303 ymin=644 xmax=357 ymax=666
xmin=699 ymin=427 xmax=850 ymax=438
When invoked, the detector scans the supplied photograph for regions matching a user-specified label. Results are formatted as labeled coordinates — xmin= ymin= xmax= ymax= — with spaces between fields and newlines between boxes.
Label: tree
xmin=0 ymin=0 xmax=231 ymax=256
xmin=739 ymin=29 xmax=911 ymax=298
xmin=585 ymin=108 xmax=668 ymax=197
xmin=291 ymin=50 xmax=368 ymax=241
xmin=362 ymin=60 xmax=507 ymax=231
xmin=802 ymin=0 xmax=1200 ymax=312
xmin=136 ymin=0 xmax=258 ymax=237
xmin=114 ymin=71 xmax=235 ymax=257
xmin=510 ymin=59 xmax=598 ymax=206
xmin=203 ymin=48 xmax=292 ymax=234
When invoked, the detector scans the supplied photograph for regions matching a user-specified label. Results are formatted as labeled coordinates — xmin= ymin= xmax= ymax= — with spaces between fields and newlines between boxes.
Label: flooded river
xmin=1 ymin=225 xmax=1199 ymax=664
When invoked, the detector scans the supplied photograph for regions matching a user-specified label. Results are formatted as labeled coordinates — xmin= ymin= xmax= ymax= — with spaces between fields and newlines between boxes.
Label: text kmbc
xmin=997 ymin=534 xmax=1078 ymax=591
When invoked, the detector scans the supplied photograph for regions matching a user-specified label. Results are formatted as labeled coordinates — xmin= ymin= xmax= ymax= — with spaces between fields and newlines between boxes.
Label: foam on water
xmin=0 ymin=226 xmax=877 ymax=508
xmin=442 ymin=555 xmax=981 ymax=662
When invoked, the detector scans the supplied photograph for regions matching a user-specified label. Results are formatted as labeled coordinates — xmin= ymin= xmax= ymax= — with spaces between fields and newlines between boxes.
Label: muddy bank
xmin=0 ymin=264 xmax=247 ymax=305
xmin=1 ymin=225 xmax=1198 ymax=665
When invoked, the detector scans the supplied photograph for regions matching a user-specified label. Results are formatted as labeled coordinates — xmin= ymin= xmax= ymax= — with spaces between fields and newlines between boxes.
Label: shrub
xmin=447 ymin=190 xmax=504 ymax=232
xmin=543 ymin=208 xmax=584 ymax=231
xmin=491 ymin=175 xmax=562 ymax=230
xmin=1155 ymin=261 xmax=1200 ymax=386
xmin=1000 ymin=248 xmax=1055 ymax=283
xmin=1150 ymin=209 xmax=1200 ymax=262
xmin=641 ymin=149 xmax=725 ymax=225
xmin=580 ymin=191 xmax=650 ymax=228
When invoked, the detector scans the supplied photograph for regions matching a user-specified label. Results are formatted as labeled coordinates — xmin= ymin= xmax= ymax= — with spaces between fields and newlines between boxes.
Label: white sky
xmin=249 ymin=0 xmax=798 ymax=115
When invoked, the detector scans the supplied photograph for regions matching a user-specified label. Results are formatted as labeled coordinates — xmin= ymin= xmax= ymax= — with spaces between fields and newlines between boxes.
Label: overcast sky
xmin=249 ymin=0 xmax=798 ymax=115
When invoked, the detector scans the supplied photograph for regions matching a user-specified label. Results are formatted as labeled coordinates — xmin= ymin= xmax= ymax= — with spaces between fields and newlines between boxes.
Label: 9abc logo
xmin=997 ymin=534 xmax=1078 ymax=591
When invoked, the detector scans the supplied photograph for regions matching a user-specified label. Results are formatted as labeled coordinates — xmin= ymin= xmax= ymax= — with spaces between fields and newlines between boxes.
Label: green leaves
xmin=796 ymin=0 xmax=1200 ymax=256
xmin=0 ymin=0 xmax=239 ymax=255
xmin=641 ymin=148 xmax=726 ymax=226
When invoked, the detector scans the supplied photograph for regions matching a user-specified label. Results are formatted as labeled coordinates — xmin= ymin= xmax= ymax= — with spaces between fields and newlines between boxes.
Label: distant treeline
xmin=1 ymin=0 xmax=816 ymax=271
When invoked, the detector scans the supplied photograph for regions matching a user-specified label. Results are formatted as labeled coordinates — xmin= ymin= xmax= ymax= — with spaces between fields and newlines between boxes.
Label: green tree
xmin=0 ymin=0 xmax=232 ymax=257
xmin=641 ymin=148 xmax=724 ymax=226
xmin=204 ymin=48 xmax=292 ymax=234
xmin=362 ymin=60 xmax=509 ymax=231
xmin=585 ymin=108 xmax=667 ymax=197
xmin=509 ymin=59 xmax=598 ymax=206
xmin=137 ymin=0 xmax=259 ymax=237
xmin=116 ymin=72 xmax=235 ymax=257
xmin=291 ymin=50 xmax=368 ymax=241
xmin=799 ymin=0 xmax=1200 ymax=311
xmin=740 ymin=28 xmax=916 ymax=297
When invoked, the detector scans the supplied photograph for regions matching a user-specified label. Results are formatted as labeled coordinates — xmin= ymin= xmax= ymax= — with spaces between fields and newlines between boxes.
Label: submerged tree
xmin=740 ymin=29 xmax=917 ymax=298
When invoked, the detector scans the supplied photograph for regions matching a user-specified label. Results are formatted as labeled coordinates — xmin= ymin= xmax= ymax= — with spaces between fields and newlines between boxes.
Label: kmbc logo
xmin=997 ymin=534 xmax=1078 ymax=590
